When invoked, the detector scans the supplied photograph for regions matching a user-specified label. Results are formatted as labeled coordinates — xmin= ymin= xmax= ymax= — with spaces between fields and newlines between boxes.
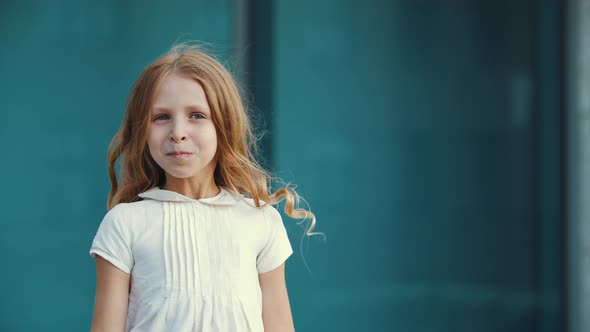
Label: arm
xmin=90 ymin=255 xmax=131 ymax=332
xmin=259 ymin=262 xmax=295 ymax=332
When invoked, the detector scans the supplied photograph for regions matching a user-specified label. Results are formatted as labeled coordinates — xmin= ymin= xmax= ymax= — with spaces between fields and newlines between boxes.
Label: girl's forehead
xmin=152 ymin=74 xmax=210 ymax=110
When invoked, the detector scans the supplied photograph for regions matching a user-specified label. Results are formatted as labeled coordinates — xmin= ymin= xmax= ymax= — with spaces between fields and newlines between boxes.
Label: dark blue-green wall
xmin=0 ymin=1 xmax=563 ymax=331
xmin=275 ymin=1 xmax=562 ymax=331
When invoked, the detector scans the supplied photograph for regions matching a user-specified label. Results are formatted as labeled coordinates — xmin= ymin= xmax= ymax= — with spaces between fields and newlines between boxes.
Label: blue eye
xmin=154 ymin=114 xmax=169 ymax=121
xmin=191 ymin=113 xmax=205 ymax=119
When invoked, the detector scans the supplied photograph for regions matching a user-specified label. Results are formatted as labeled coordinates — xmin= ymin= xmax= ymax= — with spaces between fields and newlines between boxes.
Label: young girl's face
xmin=147 ymin=73 xmax=218 ymax=184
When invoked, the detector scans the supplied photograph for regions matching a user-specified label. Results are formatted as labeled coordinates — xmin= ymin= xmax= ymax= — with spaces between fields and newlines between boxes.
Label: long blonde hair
xmin=106 ymin=43 xmax=320 ymax=237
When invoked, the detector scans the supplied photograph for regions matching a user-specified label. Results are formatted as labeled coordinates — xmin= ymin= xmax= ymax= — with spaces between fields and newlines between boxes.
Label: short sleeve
xmin=89 ymin=205 xmax=134 ymax=274
xmin=256 ymin=205 xmax=293 ymax=274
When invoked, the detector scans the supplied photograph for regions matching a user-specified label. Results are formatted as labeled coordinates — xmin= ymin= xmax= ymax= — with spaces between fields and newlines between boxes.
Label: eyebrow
xmin=152 ymin=105 xmax=209 ymax=113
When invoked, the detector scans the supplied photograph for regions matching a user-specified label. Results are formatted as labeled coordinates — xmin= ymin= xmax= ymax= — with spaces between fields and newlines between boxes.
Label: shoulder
xmin=103 ymin=203 xmax=128 ymax=221
xmin=236 ymin=196 xmax=277 ymax=211
xmin=105 ymin=201 xmax=146 ymax=219
xmin=263 ymin=206 xmax=287 ymax=235
xmin=109 ymin=199 xmax=162 ymax=215
xmin=262 ymin=203 xmax=281 ymax=221
xmin=99 ymin=203 xmax=132 ymax=232
xmin=102 ymin=200 xmax=157 ymax=229
xmin=228 ymin=196 xmax=281 ymax=224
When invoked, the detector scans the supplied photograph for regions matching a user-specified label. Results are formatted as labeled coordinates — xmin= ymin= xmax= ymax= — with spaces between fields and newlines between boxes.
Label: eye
xmin=153 ymin=114 xmax=169 ymax=121
xmin=191 ymin=113 xmax=206 ymax=119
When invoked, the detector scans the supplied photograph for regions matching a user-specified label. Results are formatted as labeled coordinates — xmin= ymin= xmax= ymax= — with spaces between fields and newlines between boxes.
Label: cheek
xmin=193 ymin=126 xmax=217 ymax=145
xmin=147 ymin=133 xmax=163 ymax=155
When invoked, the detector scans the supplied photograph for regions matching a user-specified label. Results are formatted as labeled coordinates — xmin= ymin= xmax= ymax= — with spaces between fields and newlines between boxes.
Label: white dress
xmin=89 ymin=186 xmax=293 ymax=332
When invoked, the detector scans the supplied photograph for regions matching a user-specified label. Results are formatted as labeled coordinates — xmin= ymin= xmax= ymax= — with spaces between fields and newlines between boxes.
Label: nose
xmin=169 ymin=119 xmax=187 ymax=143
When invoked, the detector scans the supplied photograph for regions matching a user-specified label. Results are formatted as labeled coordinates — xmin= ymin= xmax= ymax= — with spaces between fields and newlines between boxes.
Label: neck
xmin=162 ymin=178 xmax=220 ymax=200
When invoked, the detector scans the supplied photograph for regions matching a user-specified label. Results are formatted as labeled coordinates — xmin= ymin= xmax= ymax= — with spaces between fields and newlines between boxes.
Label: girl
xmin=89 ymin=43 xmax=320 ymax=332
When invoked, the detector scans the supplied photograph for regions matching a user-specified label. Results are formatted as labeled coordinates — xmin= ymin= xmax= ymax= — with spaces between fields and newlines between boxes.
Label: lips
xmin=166 ymin=151 xmax=193 ymax=160
xmin=167 ymin=151 xmax=192 ymax=156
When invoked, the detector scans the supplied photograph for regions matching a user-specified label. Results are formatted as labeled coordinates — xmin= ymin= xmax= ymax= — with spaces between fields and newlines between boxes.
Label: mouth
xmin=166 ymin=152 xmax=193 ymax=160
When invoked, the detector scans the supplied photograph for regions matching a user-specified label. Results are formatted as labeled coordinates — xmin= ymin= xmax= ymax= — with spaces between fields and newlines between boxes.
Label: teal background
xmin=0 ymin=1 xmax=563 ymax=331
xmin=276 ymin=1 xmax=562 ymax=331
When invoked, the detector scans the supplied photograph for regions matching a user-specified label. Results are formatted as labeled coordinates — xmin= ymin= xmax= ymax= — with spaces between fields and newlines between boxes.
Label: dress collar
xmin=137 ymin=186 xmax=243 ymax=206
